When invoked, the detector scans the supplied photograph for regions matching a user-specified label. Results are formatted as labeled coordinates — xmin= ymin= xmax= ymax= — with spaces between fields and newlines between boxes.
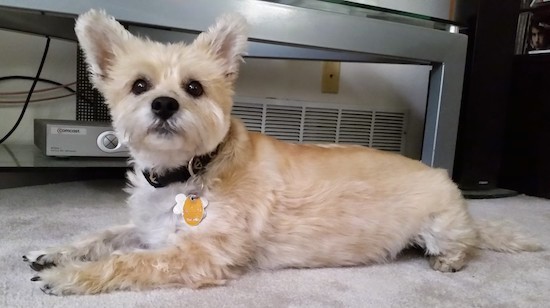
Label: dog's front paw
xmin=30 ymin=267 xmax=72 ymax=296
xmin=30 ymin=264 xmax=90 ymax=296
xmin=23 ymin=250 xmax=57 ymax=271
xmin=429 ymin=254 xmax=466 ymax=273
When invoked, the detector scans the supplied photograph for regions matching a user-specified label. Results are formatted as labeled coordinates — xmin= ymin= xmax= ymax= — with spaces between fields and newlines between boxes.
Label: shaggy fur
xmin=24 ymin=10 xmax=540 ymax=295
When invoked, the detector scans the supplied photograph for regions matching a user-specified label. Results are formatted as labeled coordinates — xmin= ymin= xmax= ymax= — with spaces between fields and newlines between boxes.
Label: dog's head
xmin=75 ymin=10 xmax=248 ymax=169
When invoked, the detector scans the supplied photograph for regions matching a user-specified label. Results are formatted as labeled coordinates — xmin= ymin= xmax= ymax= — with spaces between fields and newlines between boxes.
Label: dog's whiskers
xmin=148 ymin=120 xmax=179 ymax=136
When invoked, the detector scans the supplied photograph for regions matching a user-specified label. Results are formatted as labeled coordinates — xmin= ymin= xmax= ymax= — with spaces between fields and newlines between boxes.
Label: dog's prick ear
xmin=74 ymin=10 xmax=132 ymax=85
xmin=194 ymin=13 xmax=249 ymax=78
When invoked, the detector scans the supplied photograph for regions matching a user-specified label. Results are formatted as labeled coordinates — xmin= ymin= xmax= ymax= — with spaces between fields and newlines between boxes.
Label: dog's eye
xmin=185 ymin=80 xmax=204 ymax=98
xmin=131 ymin=79 xmax=150 ymax=95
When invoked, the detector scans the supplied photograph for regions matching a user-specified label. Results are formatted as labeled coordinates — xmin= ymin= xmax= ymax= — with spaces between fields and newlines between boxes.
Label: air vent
xmin=372 ymin=112 xmax=406 ymax=152
xmin=339 ymin=109 xmax=373 ymax=147
xmin=265 ymin=105 xmax=302 ymax=141
xmin=231 ymin=97 xmax=407 ymax=153
xmin=232 ymin=102 xmax=263 ymax=132
xmin=303 ymin=107 xmax=338 ymax=143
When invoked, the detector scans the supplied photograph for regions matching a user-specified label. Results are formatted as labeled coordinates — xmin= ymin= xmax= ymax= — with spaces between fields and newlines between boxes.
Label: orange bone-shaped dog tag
xmin=174 ymin=194 xmax=208 ymax=227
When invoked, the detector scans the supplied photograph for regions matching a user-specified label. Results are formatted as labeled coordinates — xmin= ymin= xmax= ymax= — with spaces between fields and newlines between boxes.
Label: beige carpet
xmin=1 ymin=180 xmax=549 ymax=307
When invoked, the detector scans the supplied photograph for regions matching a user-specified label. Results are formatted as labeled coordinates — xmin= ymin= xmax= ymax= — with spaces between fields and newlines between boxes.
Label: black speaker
xmin=452 ymin=0 xmax=520 ymax=195
xmin=76 ymin=47 xmax=111 ymax=122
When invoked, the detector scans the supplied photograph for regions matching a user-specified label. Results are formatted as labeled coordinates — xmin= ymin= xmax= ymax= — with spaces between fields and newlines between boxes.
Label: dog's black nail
xmin=31 ymin=276 xmax=41 ymax=281
xmin=451 ymin=269 xmax=457 ymax=273
xmin=22 ymin=255 xmax=29 ymax=262
xmin=30 ymin=260 xmax=56 ymax=271
xmin=40 ymin=285 xmax=53 ymax=295
xmin=30 ymin=262 xmax=44 ymax=271
xmin=36 ymin=254 xmax=45 ymax=262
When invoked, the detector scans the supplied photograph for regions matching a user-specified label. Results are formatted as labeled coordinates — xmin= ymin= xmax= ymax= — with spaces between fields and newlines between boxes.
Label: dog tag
xmin=174 ymin=194 xmax=208 ymax=227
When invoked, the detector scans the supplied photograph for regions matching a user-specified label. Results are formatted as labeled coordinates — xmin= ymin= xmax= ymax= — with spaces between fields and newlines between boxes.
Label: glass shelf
xmin=260 ymin=0 xmax=460 ymax=30
xmin=0 ymin=144 xmax=128 ymax=168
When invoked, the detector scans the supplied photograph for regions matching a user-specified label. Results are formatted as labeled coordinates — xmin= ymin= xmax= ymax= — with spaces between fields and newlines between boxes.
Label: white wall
xmin=0 ymin=29 xmax=430 ymax=159
xmin=0 ymin=30 xmax=76 ymax=144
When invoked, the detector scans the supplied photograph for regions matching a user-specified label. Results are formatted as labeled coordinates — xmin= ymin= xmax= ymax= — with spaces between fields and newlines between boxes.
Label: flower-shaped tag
xmin=173 ymin=194 xmax=208 ymax=227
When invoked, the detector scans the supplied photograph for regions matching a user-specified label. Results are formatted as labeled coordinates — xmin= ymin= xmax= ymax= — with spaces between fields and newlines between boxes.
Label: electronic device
xmin=453 ymin=0 xmax=517 ymax=197
xmin=34 ymin=119 xmax=129 ymax=157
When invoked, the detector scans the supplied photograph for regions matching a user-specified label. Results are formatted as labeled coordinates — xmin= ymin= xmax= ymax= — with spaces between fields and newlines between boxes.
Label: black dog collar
xmin=142 ymin=146 xmax=220 ymax=188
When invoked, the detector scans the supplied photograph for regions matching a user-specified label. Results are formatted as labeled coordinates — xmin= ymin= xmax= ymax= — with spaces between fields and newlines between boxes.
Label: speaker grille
xmin=76 ymin=47 xmax=111 ymax=122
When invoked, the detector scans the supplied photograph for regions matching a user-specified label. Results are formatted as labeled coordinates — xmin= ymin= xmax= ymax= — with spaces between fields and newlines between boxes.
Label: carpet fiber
xmin=1 ymin=180 xmax=549 ymax=307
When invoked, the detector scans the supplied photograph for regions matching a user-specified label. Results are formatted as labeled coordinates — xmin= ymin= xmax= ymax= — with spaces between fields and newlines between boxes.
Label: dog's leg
xmin=32 ymin=234 xmax=248 ymax=295
xmin=428 ymin=250 xmax=468 ymax=273
xmin=419 ymin=206 xmax=478 ymax=272
xmin=23 ymin=224 xmax=141 ymax=271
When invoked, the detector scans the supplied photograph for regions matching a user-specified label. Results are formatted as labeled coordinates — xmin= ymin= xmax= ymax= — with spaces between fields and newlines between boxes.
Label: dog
xmin=24 ymin=10 xmax=540 ymax=295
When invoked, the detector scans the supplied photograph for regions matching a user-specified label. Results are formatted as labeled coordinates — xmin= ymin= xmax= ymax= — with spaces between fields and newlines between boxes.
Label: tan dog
xmin=24 ymin=10 xmax=540 ymax=295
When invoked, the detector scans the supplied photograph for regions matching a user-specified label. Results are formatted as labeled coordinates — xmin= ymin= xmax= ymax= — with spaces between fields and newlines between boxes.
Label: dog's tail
xmin=474 ymin=219 xmax=542 ymax=252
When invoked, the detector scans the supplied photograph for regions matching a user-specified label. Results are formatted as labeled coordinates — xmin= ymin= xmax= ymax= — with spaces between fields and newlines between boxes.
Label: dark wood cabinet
xmin=500 ymin=55 xmax=550 ymax=198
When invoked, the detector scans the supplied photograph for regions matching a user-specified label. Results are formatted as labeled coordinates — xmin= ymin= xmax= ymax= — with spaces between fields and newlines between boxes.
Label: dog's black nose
xmin=151 ymin=96 xmax=179 ymax=120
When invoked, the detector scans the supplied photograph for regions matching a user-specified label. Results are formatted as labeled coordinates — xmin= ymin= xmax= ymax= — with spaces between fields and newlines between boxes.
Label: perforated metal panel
xmin=76 ymin=47 xmax=111 ymax=122
xmin=232 ymin=98 xmax=407 ymax=153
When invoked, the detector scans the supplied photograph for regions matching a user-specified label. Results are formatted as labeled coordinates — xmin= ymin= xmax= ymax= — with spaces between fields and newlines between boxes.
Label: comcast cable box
xmin=34 ymin=119 xmax=129 ymax=157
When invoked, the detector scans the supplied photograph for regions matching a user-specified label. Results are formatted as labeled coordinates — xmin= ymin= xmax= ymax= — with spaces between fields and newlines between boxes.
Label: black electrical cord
xmin=0 ymin=36 xmax=51 ymax=144
xmin=0 ymin=76 xmax=76 ymax=94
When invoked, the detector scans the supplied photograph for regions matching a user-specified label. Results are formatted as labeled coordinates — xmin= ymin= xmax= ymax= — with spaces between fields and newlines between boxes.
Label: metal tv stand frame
xmin=0 ymin=0 xmax=467 ymax=173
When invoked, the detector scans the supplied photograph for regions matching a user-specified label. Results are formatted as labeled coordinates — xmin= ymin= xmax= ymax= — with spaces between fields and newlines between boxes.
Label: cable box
xmin=34 ymin=119 xmax=129 ymax=157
